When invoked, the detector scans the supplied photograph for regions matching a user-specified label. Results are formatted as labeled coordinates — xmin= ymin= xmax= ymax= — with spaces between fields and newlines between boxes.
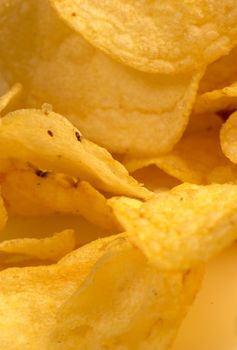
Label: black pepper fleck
xmin=47 ymin=130 xmax=54 ymax=137
xmin=75 ymin=131 xmax=81 ymax=142
xmin=35 ymin=170 xmax=48 ymax=178
xmin=71 ymin=12 xmax=76 ymax=16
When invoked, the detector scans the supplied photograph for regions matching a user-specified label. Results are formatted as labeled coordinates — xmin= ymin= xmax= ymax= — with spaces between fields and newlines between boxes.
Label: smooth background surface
xmin=172 ymin=243 xmax=237 ymax=350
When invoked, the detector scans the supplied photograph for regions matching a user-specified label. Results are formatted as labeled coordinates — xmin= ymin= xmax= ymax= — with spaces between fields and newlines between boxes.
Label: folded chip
xmin=0 ymin=108 xmax=150 ymax=199
xmin=1 ymin=168 xmax=120 ymax=230
xmin=0 ymin=229 xmax=75 ymax=267
xmin=109 ymin=183 xmax=237 ymax=271
xmin=0 ymin=234 xmax=203 ymax=350
xmin=50 ymin=0 xmax=237 ymax=74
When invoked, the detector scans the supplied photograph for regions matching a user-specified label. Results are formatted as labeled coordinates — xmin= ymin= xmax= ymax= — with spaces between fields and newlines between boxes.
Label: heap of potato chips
xmin=1 ymin=0 xmax=237 ymax=349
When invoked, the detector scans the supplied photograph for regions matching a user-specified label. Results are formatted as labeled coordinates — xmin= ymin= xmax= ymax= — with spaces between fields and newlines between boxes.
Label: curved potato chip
xmin=0 ymin=108 xmax=150 ymax=199
xmin=1 ymin=1 xmax=202 ymax=156
xmin=0 ymin=83 xmax=22 ymax=116
xmin=0 ymin=233 xmax=202 ymax=350
xmin=0 ymin=234 xmax=117 ymax=349
xmin=194 ymin=81 xmax=237 ymax=114
xmin=220 ymin=110 xmax=237 ymax=164
xmin=199 ymin=46 xmax=237 ymax=94
xmin=48 ymin=240 xmax=202 ymax=350
xmin=207 ymin=164 xmax=237 ymax=184
xmin=0 ymin=229 xmax=75 ymax=267
xmin=50 ymin=0 xmax=237 ymax=74
xmin=109 ymin=183 xmax=237 ymax=271
xmin=1 ymin=169 xmax=119 ymax=230
xmin=0 ymin=195 xmax=7 ymax=231
xmin=123 ymin=114 xmax=228 ymax=184
xmin=28 ymin=35 xmax=201 ymax=156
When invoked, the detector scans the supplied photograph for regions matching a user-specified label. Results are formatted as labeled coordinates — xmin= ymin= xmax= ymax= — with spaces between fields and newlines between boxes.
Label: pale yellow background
xmin=172 ymin=243 xmax=237 ymax=350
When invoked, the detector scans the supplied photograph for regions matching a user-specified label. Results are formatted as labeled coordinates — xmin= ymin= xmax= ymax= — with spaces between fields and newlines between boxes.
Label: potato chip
xmin=220 ymin=110 xmax=237 ymax=164
xmin=0 ymin=0 xmax=38 ymax=85
xmin=123 ymin=113 xmax=229 ymax=184
xmin=1 ymin=0 xmax=202 ymax=156
xmin=0 ymin=229 xmax=75 ymax=267
xmin=109 ymin=183 xmax=237 ymax=271
xmin=0 ymin=194 xmax=7 ymax=231
xmin=50 ymin=0 xmax=237 ymax=74
xmin=1 ymin=168 xmax=119 ymax=230
xmin=199 ymin=46 xmax=237 ymax=94
xmin=207 ymin=164 xmax=237 ymax=184
xmin=48 ymin=240 xmax=202 ymax=350
xmin=194 ymin=82 xmax=237 ymax=114
xmin=0 ymin=213 xmax=108 ymax=250
xmin=0 ymin=234 xmax=117 ymax=349
xmin=0 ymin=232 xmax=203 ymax=349
xmin=0 ymin=108 xmax=150 ymax=199
xmin=0 ymin=83 xmax=22 ymax=116
xmin=28 ymin=40 xmax=201 ymax=156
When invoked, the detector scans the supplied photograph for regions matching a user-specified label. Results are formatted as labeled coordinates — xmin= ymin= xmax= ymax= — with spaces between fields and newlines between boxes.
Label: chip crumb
xmin=41 ymin=103 xmax=53 ymax=115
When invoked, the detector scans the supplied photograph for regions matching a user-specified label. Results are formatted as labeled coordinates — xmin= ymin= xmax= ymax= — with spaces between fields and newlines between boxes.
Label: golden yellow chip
xmin=109 ymin=183 xmax=237 ymax=271
xmin=49 ymin=240 xmax=202 ymax=350
xmin=1 ymin=168 xmax=119 ymax=230
xmin=199 ymin=46 xmax=237 ymax=94
xmin=0 ymin=83 xmax=22 ymax=116
xmin=0 ymin=0 xmax=202 ymax=156
xmin=0 ymin=229 xmax=75 ymax=267
xmin=123 ymin=113 xmax=228 ymax=184
xmin=207 ymin=164 xmax=237 ymax=184
xmin=220 ymin=110 xmax=237 ymax=164
xmin=194 ymin=81 xmax=237 ymax=114
xmin=1 ymin=1 xmax=237 ymax=349
xmin=28 ymin=39 xmax=201 ymax=156
xmin=0 ymin=108 xmax=150 ymax=199
xmin=51 ymin=0 xmax=237 ymax=74
xmin=0 ymin=234 xmax=116 ymax=349
xmin=0 ymin=234 xmax=203 ymax=349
